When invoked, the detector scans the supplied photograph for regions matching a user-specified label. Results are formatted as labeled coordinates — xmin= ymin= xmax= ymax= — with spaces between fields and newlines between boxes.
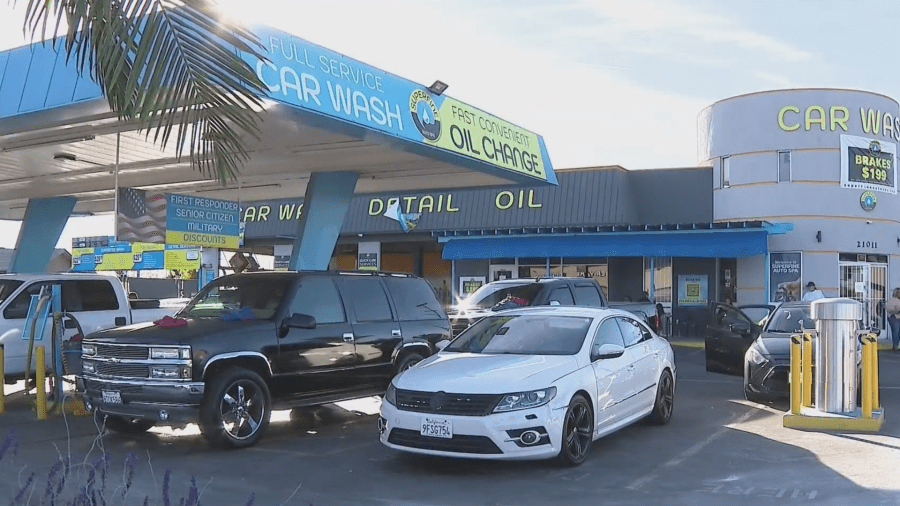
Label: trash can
xmin=810 ymin=298 xmax=862 ymax=414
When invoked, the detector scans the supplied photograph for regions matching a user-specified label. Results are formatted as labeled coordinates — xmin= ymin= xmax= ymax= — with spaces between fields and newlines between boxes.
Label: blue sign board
xmin=165 ymin=194 xmax=241 ymax=248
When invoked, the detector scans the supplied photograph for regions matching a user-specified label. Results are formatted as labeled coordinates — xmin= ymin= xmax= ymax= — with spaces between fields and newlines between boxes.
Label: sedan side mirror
xmin=592 ymin=343 xmax=626 ymax=361
xmin=729 ymin=322 xmax=751 ymax=335
xmin=549 ymin=301 xmax=561 ymax=306
xmin=282 ymin=313 xmax=316 ymax=332
xmin=435 ymin=339 xmax=451 ymax=351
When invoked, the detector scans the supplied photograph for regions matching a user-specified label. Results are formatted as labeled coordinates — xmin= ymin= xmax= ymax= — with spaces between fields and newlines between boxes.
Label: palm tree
xmin=17 ymin=0 xmax=269 ymax=184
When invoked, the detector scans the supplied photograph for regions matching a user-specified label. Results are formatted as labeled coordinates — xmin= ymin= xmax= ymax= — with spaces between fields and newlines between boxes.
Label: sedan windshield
xmin=179 ymin=277 xmax=293 ymax=320
xmin=765 ymin=306 xmax=814 ymax=334
xmin=445 ymin=315 xmax=592 ymax=355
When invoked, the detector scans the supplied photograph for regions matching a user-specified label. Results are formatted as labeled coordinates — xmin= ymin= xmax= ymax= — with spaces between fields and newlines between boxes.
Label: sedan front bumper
xmin=379 ymin=400 xmax=566 ymax=461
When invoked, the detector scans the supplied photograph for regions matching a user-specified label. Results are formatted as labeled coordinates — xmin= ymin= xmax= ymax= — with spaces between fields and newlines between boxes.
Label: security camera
xmin=866 ymin=220 xmax=873 ymax=224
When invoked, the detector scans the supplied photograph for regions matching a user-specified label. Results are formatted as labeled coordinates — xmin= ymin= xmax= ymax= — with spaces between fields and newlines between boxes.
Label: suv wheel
xmin=396 ymin=353 xmax=425 ymax=375
xmin=200 ymin=368 xmax=271 ymax=449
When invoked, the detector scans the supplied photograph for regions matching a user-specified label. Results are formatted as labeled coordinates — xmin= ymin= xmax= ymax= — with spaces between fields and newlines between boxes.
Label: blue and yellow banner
xmin=72 ymin=238 xmax=199 ymax=272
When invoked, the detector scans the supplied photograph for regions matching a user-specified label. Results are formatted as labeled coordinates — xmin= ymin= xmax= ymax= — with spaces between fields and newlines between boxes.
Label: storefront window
xmin=644 ymin=257 xmax=673 ymax=304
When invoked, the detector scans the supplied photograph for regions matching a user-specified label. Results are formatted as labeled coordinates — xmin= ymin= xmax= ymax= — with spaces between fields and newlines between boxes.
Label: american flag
xmin=116 ymin=188 xmax=167 ymax=244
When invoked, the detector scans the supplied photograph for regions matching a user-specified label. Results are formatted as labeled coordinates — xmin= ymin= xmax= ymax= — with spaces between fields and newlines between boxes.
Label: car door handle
xmin=343 ymin=333 xmax=354 ymax=342
xmin=392 ymin=329 xmax=401 ymax=337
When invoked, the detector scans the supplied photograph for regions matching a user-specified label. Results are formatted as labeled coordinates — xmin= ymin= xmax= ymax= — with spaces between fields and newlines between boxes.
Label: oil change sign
xmin=242 ymin=26 xmax=554 ymax=183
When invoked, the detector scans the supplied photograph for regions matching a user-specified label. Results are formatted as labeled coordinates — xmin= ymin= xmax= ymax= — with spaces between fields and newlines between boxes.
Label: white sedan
xmin=379 ymin=307 xmax=676 ymax=466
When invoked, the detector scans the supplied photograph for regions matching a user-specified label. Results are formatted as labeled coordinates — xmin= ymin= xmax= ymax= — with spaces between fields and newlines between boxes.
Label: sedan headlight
xmin=150 ymin=365 xmax=192 ymax=379
xmin=746 ymin=347 xmax=767 ymax=366
xmin=151 ymin=347 xmax=190 ymax=360
xmin=493 ymin=387 xmax=557 ymax=413
xmin=384 ymin=382 xmax=397 ymax=406
xmin=82 ymin=344 xmax=96 ymax=357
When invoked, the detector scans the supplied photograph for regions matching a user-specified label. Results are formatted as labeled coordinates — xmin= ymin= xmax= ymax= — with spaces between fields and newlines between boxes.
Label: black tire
xmin=557 ymin=395 xmax=593 ymax=467
xmin=396 ymin=353 xmax=425 ymax=375
xmin=648 ymin=370 xmax=675 ymax=425
xmin=199 ymin=368 xmax=271 ymax=449
xmin=96 ymin=413 xmax=156 ymax=435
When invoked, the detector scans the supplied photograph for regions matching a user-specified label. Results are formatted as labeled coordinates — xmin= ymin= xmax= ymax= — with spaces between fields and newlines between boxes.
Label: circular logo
xmin=409 ymin=89 xmax=441 ymax=141
xmin=869 ymin=140 xmax=882 ymax=154
xmin=861 ymin=191 xmax=877 ymax=211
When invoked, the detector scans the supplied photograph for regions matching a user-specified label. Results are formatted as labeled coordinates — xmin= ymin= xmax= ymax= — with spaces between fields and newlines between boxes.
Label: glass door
xmin=839 ymin=261 xmax=888 ymax=329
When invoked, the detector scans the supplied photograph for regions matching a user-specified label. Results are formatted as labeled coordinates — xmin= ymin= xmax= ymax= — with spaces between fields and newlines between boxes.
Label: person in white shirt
xmin=801 ymin=282 xmax=825 ymax=301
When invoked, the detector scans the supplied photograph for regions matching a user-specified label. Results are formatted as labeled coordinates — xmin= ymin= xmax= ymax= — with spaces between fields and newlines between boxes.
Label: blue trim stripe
xmin=441 ymin=230 xmax=770 ymax=260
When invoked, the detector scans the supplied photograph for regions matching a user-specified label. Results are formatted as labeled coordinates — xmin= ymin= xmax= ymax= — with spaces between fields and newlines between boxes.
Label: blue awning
xmin=441 ymin=230 xmax=771 ymax=260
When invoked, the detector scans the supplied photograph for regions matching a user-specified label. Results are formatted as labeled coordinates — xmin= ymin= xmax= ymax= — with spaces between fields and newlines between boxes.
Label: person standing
xmin=801 ymin=282 xmax=825 ymax=301
xmin=886 ymin=288 xmax=900 ymax=351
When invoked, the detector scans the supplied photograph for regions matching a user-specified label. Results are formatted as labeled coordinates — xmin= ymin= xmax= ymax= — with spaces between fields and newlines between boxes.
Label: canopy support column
xmin=289 ymin=171 xmax=358 ymax=271
xmin=9 ymin=197 xmax=76 ymax=273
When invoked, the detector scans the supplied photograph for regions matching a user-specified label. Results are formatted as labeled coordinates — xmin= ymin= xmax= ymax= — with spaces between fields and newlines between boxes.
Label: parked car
xmin=0 ymin=273 xmax=183 ymax=382
xmin=80 ymin=271 xmax=451 ymax=448
xmin=743 ymin=301 xmax=870 ymax=404
xmin=448 ymin=278 xmax=612 ymax=336
xmin=379 ymin=306 xmax=676 ymax=466
xmin=703 ymin=302 xmax=776 ymax=374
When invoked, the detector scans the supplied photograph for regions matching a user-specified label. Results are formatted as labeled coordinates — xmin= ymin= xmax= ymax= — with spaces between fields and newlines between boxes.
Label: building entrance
xmin=839 ymin=255 xmax=888 ymax=329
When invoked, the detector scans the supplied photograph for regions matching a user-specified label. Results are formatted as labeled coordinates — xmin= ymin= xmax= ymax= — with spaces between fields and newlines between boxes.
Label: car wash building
xmin=239 ymin=88 xmax=900 ymax=334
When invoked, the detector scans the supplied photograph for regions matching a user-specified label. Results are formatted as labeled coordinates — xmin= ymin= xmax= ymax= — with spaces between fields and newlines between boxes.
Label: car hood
xmin=756 ymin=333 xmax=792 ymax=358
xmin=84 ymin=317 xmax=273 ymax=345
xmin=394 ymin=352 xmax=578 ymax=393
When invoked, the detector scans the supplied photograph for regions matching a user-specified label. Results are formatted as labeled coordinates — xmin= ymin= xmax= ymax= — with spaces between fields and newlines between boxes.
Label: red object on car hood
xmin=153 ymin=316 xmax=188 ymax=328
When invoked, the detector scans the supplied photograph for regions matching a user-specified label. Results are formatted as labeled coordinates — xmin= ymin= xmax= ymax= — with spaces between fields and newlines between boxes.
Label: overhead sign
xmin=72 ymin=237 xmax=199 ymax=272
xmin=840 ymin=135 xmax=897 ymax=195
xmin=770 ymin=252 xmax=802 ymax=303
xmin=117 ymin=188 xmax=241 ymax=248
xmin=241 ymin=26 xmax=554 ymax=183
xmin=165 ymin=194 xmax=241 ymax=248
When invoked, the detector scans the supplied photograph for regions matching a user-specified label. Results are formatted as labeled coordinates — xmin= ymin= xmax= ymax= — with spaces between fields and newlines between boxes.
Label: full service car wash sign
xmin=840 ymin=135 xmax=897 ymax=195
xmin=242 ymin=26 xmax=552 ymax=183
xmin=166 ymin=194 xmax=241 ymax=248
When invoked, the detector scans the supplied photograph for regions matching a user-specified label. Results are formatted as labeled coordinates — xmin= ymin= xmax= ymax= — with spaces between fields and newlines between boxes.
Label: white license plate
xmin=101 ymin=390 xmax=122 ymax=405
xmin=420 ymin=418 xmax=452 ymax=439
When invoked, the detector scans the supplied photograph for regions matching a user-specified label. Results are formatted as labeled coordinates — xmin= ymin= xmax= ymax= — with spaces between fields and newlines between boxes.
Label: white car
xmin=379 ymin=307 xmax=676 ymax=466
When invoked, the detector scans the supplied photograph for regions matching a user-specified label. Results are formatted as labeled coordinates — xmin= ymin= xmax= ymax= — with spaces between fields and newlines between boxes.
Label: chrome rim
xmin=219 ymin=380 xmax=265 ymax=440
xmin=400 ymin=358 xmax=421 ymax=372
xmin=564 ymin=401 xmax=592 ymax=460
xmin=659 ymin=374 xmax=674 ymax=419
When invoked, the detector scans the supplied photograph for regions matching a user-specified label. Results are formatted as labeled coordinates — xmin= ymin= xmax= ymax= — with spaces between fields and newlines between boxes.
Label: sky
xmin=0 ymin=0 xmax=897 ymax=250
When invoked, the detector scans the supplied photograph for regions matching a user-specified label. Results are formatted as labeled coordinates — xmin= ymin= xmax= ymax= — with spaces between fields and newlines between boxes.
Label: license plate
xmin=101 ymin=390 xmax=122 ymax=405
xmin=420 ymin=418 xmax=452 ymax=439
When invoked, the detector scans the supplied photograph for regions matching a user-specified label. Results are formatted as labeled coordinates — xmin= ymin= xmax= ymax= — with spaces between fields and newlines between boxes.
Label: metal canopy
xmin=0 ymin=27 xmax=557 ymax=220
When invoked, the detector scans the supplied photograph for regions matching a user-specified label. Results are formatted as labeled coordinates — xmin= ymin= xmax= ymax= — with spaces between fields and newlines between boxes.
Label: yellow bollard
xmin=802 ymin=332 xmax=813 ymax=407
xmin=861 ymin=337 xmax=872 ymax=419
xmin=35 ymin=346 xmax=46 ymax=420
xmin=790 ymin=334 xmax=802 ymax=415
xmin=871 ymin=334 xmax=880 ymax=409
xmin=0 ymin=344 xmax=5 ymax=414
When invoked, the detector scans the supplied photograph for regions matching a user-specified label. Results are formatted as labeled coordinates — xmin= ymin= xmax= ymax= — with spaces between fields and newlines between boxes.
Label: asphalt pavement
xmin=0 ymin=344 xmax=897 ymax=506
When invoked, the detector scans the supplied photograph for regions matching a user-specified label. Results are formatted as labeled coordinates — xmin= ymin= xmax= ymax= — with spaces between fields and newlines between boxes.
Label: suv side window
xmin=383 ymin=277 xmax=446 ymax=321
xmin=549 ymin=286 xmax=575 ymax=306
xmin=290 ymin=277 xmax=346 ymax=324
xmin=616 ymin=317 xmax=646 ymax=347
xmin=573 ymin=283 xmax=602 ymax=307
xmin=593 ymin=318 xmax=626 ymax=349
xmin=66 ymin=280 xmax=120 ymax=311
xmin=341 ymin=277 xmax=394 ymax=322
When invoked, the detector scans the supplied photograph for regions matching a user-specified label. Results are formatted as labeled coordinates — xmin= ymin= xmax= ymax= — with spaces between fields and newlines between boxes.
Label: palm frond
xmin=19 ymin=0 xmax=270 ymax=184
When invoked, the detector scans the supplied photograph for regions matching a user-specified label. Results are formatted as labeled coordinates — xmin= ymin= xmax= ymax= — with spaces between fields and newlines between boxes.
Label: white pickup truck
xmin=0 ymin=273 xmax=186 ymax=380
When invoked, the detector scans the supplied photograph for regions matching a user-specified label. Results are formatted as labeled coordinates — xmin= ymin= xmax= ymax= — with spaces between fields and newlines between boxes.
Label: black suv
xmin=80 ymin=271 xmax=450 ymax=448
xmin=447 ymin=277 xmax=607 ymax=336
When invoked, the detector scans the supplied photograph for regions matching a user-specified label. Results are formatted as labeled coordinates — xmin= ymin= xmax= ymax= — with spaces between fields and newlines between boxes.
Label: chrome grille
xmin=93 ymin=362 xmax=149 ymax=379
xmin=395 ymin=390 xmax=502 ymax=416
xmin=95 ymin=345 xmax=148 ymax=360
